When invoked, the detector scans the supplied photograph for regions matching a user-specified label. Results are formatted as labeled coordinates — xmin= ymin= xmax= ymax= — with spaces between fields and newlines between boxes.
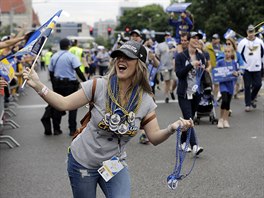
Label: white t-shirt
xmin=237 ymin=37 xmax=264 ymax=72
xmin=70 ymin=78 xmax=157 ymax=169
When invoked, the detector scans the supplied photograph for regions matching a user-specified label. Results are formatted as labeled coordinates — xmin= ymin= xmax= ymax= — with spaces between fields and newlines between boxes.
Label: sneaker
xmin=139 ymin=134 xmax=150 ymax=144
xmin=180 ymin=142 xmax=192 ymax=152
xmin=217 ymin=118 xmax=224 ymax=129
xmin=223 ymin=120 xmax=230 ymax=128
xmin=165 ymin=97 xmax=169 ymax=103
xmin=245 ymin=106 xmax=251 ymax=112
xmin=251 ymin=102 xmax=257 ymax=108
xmin=170 ymin=92 xmax=175 ymax=100
xmin=192 ymin=145 xmax=203 ymax=156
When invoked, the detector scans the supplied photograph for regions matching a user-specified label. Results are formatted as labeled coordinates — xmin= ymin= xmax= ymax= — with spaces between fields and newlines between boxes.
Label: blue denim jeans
xmin=67 ymin=151 xmax=131 ymax=198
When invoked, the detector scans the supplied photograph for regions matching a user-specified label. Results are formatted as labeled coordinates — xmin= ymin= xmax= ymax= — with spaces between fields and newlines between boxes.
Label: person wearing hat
xmin=45 ymin=38 xmax=86 ymax=136
xmin=130 ymin=29 xmax=160 ymax=144
xmin=175 ymin=31 xmax=204 ymax=156
xmin=23 ymin=40 xmax=193 ymax=198
xmin=130 ymin=29 xmax=143 ymax=43
xmin=206 ymin=33 xmax=224 ymax=105
xmin=237 ymin=25 xmax=264 ymax=112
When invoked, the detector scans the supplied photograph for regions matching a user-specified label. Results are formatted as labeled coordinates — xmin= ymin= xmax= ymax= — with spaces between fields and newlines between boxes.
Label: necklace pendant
xmin=103 ymin=113 xmax=111 ymax=126
xmin=118 ymin=123 xmax=128 ymax=135
xmin=127 ymin=112 xmax=135 ymax=124
xmin=109 ymin=114 xmax=121 ymax=132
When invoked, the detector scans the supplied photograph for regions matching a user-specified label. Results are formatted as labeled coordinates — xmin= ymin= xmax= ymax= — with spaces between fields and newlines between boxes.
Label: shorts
xmin=161 ymin=69 xmax=177 ymax=81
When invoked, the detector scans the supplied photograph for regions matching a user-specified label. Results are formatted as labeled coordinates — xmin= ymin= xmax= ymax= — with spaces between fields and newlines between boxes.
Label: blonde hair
xmin=107 ymin=58 xmax=152 ymax=95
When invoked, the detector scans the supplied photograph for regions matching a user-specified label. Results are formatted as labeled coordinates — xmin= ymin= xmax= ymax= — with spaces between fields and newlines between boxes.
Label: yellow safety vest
xmin=69 ymin=46 xmax=85 ymax=73
xmin=44 ymin=51 xmax=53 ymax=67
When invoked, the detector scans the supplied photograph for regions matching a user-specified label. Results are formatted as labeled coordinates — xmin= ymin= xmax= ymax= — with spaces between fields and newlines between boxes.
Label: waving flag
xmin=166 ymin=3 xmax=192 ymax=13
xmin=224 ymin=28 xmax=236 ymax=39
xmin=0 ymin=56 xmax=16 ymax=82
xmin=15 ymin=10 xmax=63 ymax=57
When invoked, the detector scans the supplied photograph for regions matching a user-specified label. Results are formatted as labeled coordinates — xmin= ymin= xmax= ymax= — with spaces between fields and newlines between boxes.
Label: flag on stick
xmin=19 ymin=10 xmax=63 ymax=88
xmin=15 ymin=10 xmax=63 ymax=57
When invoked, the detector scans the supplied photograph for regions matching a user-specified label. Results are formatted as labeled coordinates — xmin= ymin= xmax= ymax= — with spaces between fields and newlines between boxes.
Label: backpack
xmin=72 ymin=78 xmax=97 ymax=140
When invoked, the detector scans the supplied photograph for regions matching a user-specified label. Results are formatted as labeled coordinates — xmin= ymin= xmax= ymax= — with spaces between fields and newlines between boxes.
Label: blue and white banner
xmin=212 ymin=66 xmax=237 ymax=83
xmin=224 ymin=28 xmax=236 ymax=39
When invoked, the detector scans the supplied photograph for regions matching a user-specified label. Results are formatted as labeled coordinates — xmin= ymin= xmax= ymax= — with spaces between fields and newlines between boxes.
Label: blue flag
xmin=14 ymin=10 xmax=63 ymax=57
xmin=224 ymin=28 xmax=236 ymax=39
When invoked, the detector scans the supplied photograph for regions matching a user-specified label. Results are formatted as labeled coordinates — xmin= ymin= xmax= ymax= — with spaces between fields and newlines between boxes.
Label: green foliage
xmin=116 ymin=4 xmax=170 ymax=32
xmin=188 ymin=0 xmax=264 ymax=39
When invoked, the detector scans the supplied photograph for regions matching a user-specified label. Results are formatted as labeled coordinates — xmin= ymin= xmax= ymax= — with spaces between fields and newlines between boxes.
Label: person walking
xmin=23 ymin=40 xmax=193 ymax=198
xmin=47 ymin=38 xmax=86 ymax=136
xmin=206 ymin=34 xmax=224 ymax=105
xmin=175 ymin=32 xmax=204 ymax=155
xmin=216 ymin=46 xmax=239 ymax=128
xmin=155 ymin=32 xmax=177 ymax=103
xmin=237 ymin=25 xmax=264 ymax=112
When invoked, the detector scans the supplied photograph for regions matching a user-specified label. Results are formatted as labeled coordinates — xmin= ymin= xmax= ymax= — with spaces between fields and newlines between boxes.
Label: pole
xmin=21 ymin=37 xmax=48 ymax=89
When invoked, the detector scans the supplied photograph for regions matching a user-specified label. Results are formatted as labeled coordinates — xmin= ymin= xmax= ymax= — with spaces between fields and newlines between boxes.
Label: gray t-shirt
xmin=155 ymin=42 xmax=174 ymax=71
xmin=70 ymin=78 xmax=157 ymax=169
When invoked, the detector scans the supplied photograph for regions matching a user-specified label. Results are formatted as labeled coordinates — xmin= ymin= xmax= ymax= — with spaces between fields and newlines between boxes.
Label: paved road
xmin=1 ymin=70 xmax=264 ymax=198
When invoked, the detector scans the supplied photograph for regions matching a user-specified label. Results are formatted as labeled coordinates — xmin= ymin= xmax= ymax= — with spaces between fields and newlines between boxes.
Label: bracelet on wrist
xmin=37 ymin=86 xmax=49 ymax=97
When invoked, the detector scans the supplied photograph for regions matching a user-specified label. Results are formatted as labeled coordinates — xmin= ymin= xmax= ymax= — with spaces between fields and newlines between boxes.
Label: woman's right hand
xmin=22 ymin=67 xmax=41 ymax=89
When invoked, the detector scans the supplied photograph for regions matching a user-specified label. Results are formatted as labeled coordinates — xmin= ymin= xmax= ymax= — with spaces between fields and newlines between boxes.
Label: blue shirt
xmin=48 ymin=50 xmax=81 ymax=81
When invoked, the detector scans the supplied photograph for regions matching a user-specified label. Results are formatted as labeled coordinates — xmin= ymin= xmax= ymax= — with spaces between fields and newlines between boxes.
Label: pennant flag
xmin=0 ymin=56 xmax=16 ymax=82
xmin=14 ymin=10 xmax=63 ymax=57
xmin=224 ymin=28 xmax=236 ymax=39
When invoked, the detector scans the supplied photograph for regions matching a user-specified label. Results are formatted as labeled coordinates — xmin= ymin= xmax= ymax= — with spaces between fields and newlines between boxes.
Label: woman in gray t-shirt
xmin=23 ymin=40 xmax=193 ymax=198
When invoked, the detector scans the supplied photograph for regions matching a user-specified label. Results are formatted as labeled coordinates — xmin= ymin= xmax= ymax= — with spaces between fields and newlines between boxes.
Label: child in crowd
xmin=217 ymin=46 xmax=239 ymax=128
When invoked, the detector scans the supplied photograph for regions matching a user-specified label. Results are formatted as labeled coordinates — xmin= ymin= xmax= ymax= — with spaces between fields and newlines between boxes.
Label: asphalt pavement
xmin=0 ymin=70 xmax=264 ymax=198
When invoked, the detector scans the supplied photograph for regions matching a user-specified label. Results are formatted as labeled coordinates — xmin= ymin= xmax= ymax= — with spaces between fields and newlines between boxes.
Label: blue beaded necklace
xmin=167 ymin=127 xmax=197 ymax=190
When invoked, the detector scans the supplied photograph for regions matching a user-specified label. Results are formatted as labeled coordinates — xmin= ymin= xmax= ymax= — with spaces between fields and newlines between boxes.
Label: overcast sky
xmin=32 ymin=0 xmax=171 ymax=26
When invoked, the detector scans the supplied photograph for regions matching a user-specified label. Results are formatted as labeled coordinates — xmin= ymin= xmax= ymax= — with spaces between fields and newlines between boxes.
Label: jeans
xmin=178 ymin=94 xmax=201 ymax=147
xmin=243 ymin=70 xmax=262 ymax=106
xmin=67 ymin=152 xmax=131 ymax=198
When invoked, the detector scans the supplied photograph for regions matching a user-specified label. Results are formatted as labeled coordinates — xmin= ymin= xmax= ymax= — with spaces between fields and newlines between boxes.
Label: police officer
xmin=48 ymin=38 xmax=86 ymax=136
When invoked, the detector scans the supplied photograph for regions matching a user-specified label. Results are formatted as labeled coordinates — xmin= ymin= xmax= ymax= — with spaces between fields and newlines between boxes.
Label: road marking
xmin=17 ymin=104 xmax=47 ymax=109
xmin=155 ymin=100 xmax=178 ymax=104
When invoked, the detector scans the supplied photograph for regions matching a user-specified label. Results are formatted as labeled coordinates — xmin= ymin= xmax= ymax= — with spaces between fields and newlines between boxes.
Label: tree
xmin=188 ymin=0 xmax=264 ymax=40
xmin=116 ymin=4 xmax=170 ymax=33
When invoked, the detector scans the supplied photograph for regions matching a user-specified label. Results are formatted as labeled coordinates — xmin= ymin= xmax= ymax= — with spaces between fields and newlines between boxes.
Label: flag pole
xmin=21 ymin=36 xmax=48 ymax=89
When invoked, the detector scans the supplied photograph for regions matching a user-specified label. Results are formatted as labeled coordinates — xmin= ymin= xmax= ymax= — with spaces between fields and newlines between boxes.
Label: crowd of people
xmin=1 ymin=10 xmax=264 ymax=198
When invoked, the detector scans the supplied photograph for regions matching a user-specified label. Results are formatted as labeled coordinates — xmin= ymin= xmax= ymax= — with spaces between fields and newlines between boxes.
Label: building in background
xmin=0 ymin=0 xmax=40 ymax=33
xmin=93 ymin=19 xmax=116 ymax=38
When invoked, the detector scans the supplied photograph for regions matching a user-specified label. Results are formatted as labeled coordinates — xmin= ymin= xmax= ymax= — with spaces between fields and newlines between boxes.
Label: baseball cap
xmin=110 ymin=40 xmax=147 ymax=63
xmin=130 ymin=29 xmax=141 ymax=37
xmin=190 ymin=32 xmax=203 ymax=39
xmin=247 ymin=24 xmax=255 ymax=32
xmin=212 ymin=33 xmax=220 ymax=39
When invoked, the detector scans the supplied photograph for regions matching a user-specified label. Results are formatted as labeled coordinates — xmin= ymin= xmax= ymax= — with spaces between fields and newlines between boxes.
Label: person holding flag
xmin=23 ymin=40 xmax=193 ymax=198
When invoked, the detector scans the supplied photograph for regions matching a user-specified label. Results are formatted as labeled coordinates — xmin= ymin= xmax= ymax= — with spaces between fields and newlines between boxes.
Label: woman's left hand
xmin=171 ymin=118 xmax=194 ymax=132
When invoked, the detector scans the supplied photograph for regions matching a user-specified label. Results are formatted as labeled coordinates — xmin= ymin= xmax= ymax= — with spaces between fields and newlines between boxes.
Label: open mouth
xmin=118 ymin=64 xmax=127 ymax=72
